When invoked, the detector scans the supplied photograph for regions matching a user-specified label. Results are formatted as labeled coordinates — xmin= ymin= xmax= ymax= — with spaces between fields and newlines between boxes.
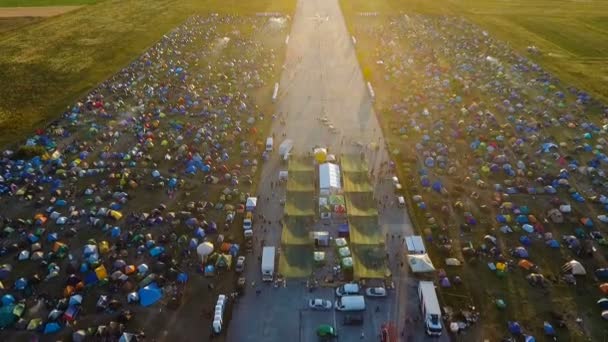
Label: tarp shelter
xmin=407 ymin=254 xmax=436 ymax=273
xmin=138 ymin=283 xmax=162 ymax=307
xmin=319 ymin=163 xmax=341 ymax=194
xmin=562 ymin=260 xmax=587 ymax=275
xmin=405 ymin=236 xmax=426 ymax=254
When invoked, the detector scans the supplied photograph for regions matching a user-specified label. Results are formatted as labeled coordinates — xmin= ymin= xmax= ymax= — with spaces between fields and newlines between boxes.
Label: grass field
xmin=351 ymin=244 xmax=388 ymax=279
xmin=0 ymin=16 xmax=39 ymax=32
xmin=281 ymin=215 xmax=315 ymax=245
xmin=348 ymin=215 xmax=383 ymax=245
xmin=285 ymin=191 xmax=316 ymax=216
xmin=345 ymin=191 xmax=378 ymax=217
xmin=278 ymin=245 xmax=313 ymax=278
xmin=0 ymin=0 xmax=96 ymax=6
xmin=286 ymin=170 xmax=315 ymax=192
xmin=0 ymin=0 xmax=295 ymax=147
xmin=343 ymin=171 xmax=373 ymax=193
xmin=340 ymin=0 xmax=608 ymax=104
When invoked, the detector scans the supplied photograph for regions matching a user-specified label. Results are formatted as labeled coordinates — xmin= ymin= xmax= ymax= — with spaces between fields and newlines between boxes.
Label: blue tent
xmin=514 ymin=247 xmax=529 ymax=258
xmin=43 ymin=322 xmax=61 ymax=334
xmin=432 ymin=181 xmax=442 ymax=193
xmin=149 ymin=246 xmax=165 ymax=257
xmin=496 ymin=215 xmax=507 ymax=224
xmin=543 ymin=322 xmax=555 ymax=336
xmin=1 ymin=294 xmax=15 ymax=306
xmin=139 ymin=283 xmax=162 ymax=307
xmin=546 ymin=239 xmax=560 ymax=248
xmin=508 ymin=321 xmax=522 ymax=334
xmin=519 ymin=236 xmax=531 ymax=246
xmin=14 ymin=278 xmax=28 ymax=290
xmin=596 ymin=268 xmax=608 ymax=280
xmin=177 ymin=273 xmax=188 ymax=283
xmin=524 ymin=336 xmax=536 ymax=342
xmin=598 ymin=298 xmax=608 ymax=310
xmin=516 ymin=215 xmax=529 ymax=224
xmin=111 ymin=227 xmax=121 ymax=238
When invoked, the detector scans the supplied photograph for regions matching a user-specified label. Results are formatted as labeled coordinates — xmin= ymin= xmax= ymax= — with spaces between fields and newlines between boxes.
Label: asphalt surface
xmin=227 ymin=0 xmax=450 ymax=340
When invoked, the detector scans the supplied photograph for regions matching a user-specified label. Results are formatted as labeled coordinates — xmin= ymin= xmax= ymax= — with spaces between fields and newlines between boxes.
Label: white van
xmin=266 ymin=137 xmax=274 ymax=152
xmin=335 ymin=295 xmax=366 ymax=311
xmin=336 ymin=283 xmax=360 ymax=296
xmin=397 ymin=196 xmax=405 ymax=208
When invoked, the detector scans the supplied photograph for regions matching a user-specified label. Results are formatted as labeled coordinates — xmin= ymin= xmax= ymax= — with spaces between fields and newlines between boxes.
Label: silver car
xmin=308 ymin=298 xmax=332 ymax=310
xmin=365 ymin=287 xmax=387 ymax=297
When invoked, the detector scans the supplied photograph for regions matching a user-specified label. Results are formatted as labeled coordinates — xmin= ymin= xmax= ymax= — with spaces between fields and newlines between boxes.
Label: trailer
xmin=418 ymin=281 xmax=442 ymax=336
xmin=261 ymin=246 xmax=276 ymax=282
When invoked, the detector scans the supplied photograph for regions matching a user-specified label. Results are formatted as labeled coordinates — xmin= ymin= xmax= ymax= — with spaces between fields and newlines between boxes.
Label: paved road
xmin=227 ymin=0 xmax=449 ymax=340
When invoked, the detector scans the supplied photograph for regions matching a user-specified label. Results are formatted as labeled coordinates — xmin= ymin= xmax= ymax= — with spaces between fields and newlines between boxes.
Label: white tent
xmin=405 ymin=236 xmax=426 ymax=254
xmin=562 ymin=260 xmax=587 ymax=276
xmin=197 ymin=242 xmax=214 ymax=262
xmin=407 ymin=254 xmax=436 ymax=273
xmin=319 ymin=163 xmax=341 ymax=194
xmin=279 ymin=170 xmax=288 ymax=181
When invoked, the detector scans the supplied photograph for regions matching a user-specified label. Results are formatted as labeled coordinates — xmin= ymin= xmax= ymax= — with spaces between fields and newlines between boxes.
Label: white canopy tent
xmin=407 ymin=254 xmax=436 ymax=273
xmin=319 ymin=162 xmax=341 ymax=194
xmin=405 ymin=235 xmax=426 ymax=254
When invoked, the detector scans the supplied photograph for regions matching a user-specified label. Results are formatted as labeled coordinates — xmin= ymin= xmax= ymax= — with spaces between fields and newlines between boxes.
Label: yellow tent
xmin=109 ymin=210 xmax=123 ymax=220
xmin=314 ymin=147 xmax=327 ymax=163
xmin=95 ymin=265 xmax=108 ymax=280
xmin=99 ymin=241 xmax=110 ymax=254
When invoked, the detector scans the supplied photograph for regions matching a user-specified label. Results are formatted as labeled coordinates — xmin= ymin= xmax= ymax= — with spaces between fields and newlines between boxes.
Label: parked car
xmin=343 ymin=314 xmax=364 ymax=326
xmin=308 ymin=298 xmax=332 ymax=310
xmin=335 ymin=283 xmax=360 ymax=296
xmin=365 ymin=287 xmax=387 ymax=297
xmin=235 ymin=256 xmax=246 ymax=273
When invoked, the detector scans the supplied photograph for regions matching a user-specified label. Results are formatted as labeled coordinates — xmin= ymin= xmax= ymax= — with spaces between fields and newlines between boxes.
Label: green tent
xmin=0 ymin=305 xmax=16 ymax=328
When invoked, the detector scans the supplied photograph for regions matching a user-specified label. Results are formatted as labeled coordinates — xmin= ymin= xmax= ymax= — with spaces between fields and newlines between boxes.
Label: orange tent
xmin=64 ymin=285 xmax=75 ymax=297
xmin=124 ymin=265 xmax=136 ymax=275
xmin=518 ymin=259 xmax=534 ymax=270
xmin=600 ymin=283 xmax=608 ymax=294
xmin=220 ymin=242 xmax=231 ymax=253
xmin=34 ymin=213 xmax=47 ymax=225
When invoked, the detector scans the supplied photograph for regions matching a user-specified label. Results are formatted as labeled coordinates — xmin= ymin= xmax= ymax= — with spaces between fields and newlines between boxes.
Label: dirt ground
xmin=0 ymin=6 xmax=80 ymax=18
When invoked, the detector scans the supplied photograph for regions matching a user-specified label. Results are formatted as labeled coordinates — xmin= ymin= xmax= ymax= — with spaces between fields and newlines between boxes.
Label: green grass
xmin=286 ymin=170 xmax=315 ymax=192
xmin=285 ymin=191 xmax=315 ymax=216
xmin=340 ymin=0 xmax=608 ymax=103
xmin=341 ymin=154 xmax=369 ymax=172
xmin=351 ymin=245 xmax=388 ymax=279
xmin=0 ymin=0 xmax=97 ymax=6
xmin=0 ymin=16 xmax=40 ymax=33
xmin=348 ymin=215 xmax=382 ymax=245
xmin=278 ymin=245 xmax=313 ymax=278
xmin=345 ymin=191 xmax=378 ymax=217
xmin=343 ymin=171 xmax=373 ymax=193
xmin=0 ymin=0 xmax=295 ymax=147
xmin=281 ymin=215 xmax=315 ymax=246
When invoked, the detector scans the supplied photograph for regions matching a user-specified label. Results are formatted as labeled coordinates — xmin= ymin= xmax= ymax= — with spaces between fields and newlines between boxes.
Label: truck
xmin=418 ymin=281 xmax=443 ymax=336
xmin=334 ymin=295 xmax=365 ymax=311
xmin=261 ymin=246 xmax=276 ymax=282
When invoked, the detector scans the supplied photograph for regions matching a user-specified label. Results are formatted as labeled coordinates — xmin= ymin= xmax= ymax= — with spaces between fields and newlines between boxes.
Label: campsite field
xmin=339 ymin=0 xmax=608 ymax=340
xmin=340 ymin=0 xmax=608 ymax=105
xmin=0 ymin=0 xmax=295 ymax=147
